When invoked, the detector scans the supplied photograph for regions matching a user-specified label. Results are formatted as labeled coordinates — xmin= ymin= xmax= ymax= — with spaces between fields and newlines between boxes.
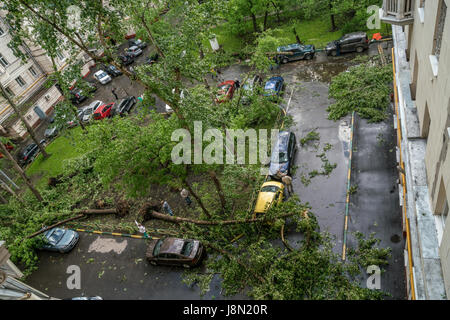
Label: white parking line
xmin=285 ymin=87 xmax=295 ymax=115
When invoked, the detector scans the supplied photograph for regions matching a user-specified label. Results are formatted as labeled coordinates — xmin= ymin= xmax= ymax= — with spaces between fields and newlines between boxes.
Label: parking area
xmin=23 ymin=41 xmax=406 ymax=299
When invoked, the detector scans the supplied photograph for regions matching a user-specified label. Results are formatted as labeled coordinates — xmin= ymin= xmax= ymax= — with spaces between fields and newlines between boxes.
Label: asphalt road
xmin=25 ymin=41 xmax=406 ymax=299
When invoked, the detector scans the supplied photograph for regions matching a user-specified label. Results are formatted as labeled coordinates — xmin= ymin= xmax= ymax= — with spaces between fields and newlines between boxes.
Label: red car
xmin=0 ymin=143 xmax=14 ymax=159
xmin=216 ymin=80 xmax=237 ymax=103
xmin=93 ymin=103 xmax=115 ymax=120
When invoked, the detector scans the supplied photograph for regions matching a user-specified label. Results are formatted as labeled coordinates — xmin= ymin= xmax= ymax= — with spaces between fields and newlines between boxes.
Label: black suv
xmin=69 ymin=83 xmax=97 ymax=104
xmin=19 ymin=141 xmax=45 ymax=166
xmin=326 ymin=32 xmax=369 ymax=56
xmin=115 ymin=96 xmax=137 ymax=116
xmin=118 ymin=54 xmax=134 ymax=66
xmin=103 ymin=64 xmax=123 ymax=77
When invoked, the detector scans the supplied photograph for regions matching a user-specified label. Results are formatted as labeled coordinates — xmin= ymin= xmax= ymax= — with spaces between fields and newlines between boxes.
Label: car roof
xmin=277 ymin=43 xmax=304 ymax=51
xmin=129 ymin=46 xmax=139 ymax=50
xmin=341 ymin=32 xmax=367 ymax=40
xmin=275 ymin=131 xmax=290 ymax=149
xmin=267 ymin=76 xmax=283 ymax=83
xmin=94 ymin=70 xmax=106 ymax=76
xmin=159 ymin=238 xmax=187 ymax=255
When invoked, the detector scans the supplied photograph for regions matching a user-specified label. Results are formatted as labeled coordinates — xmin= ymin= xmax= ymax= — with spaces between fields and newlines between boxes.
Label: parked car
xmin=0 ymin=143 xmax=14 ymax=159
xmin=146 ymin=237 xmax=205 ymax=268
xmin=263 ymin=76 xmax=284 ymax=98
xmin=40 ymin=228 xmax=79 ymax=253
xmin=216 ymin=80 xmax=237 ymax=103
xmin=325 ymin=31 xmax=369 ymax=56
xmin=80 ymin=100 xmax=103 ymax=122
xmin=145 ymin=53 xmax=159 ymax=65
xmin=115 ymin=96 xmax=137 ymax=116
xmin=276 ymin=43 xmax=315 ymax=63
xmin=126 ymin=46 xmax=143 ymax=57
xmin=254 ymin=181 xmax=285 ymax=215
xmin=18 ymin=141 xmax=45 ymax=166
xmin=69 ymin=88 xmax=87 ymax=105
xmin=68 ymin=296 xmax=103 ymax=300
xmin=118 ymin=54 xmax=134 ymax=66
xmin=93 ymin=70 xmax=112 ymax=85
xmin=93 ymin=102 xmax=115 ymax=120
xmin=103 ymin=64 xmax=123 ymax=77
xmin=268 ymin=131 xmax=297 ymax=177
xmin=241 ymin=75 xmax=263 ymax=104
xmin=165 ymin=89 xmax=185 ymax=113
xmin=44 ymin=126 xmax=59 ymax=140
xmin=128 ymin=38 xmax=147 ymax=49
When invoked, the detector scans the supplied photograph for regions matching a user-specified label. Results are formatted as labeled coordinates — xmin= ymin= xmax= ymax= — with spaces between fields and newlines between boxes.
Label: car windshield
xmin=85 ymin=107 xmax=94 ymax=115
xmin=271 ymin=151 xmax=288 ymax=163
xmin=97 ymin=72 xmax=108 ymax=79
xmin=261 ymin=185 xmax=279 ymax=193
xmin=153 ymin=239 xmax=163 ymax=255
xmin=47 ymin=229 xmax=64 ymax=245
xmin=265 ymin=82 xmax=276 ymax=90
xmin=181 ymin=241 xmax=194 ymax=256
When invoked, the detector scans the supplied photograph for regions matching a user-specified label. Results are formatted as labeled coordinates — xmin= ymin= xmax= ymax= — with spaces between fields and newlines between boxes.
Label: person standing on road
xmin=161 ymin=200 xmax=174 ymax=216
xmin=281 ymin=174 xmax=293 ymax=195
xmin=180 ymin=188 xmax=192 ymax=206
xmin=112 ymin=87 xmax=118 ymax=100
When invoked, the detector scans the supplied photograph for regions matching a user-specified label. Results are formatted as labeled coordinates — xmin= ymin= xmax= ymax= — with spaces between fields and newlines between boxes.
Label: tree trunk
xmin=0 ymin=181 xmax=22 ymax=203
xmin=0 ymin=142 xmax=43 ymax=202
xmin=183 ymin=177 xmax=211 ymax=218
xmin=329 ymin=0 xmax=337 ymax=32
xmin=263 ymin=10 xmax=269 ymax=31
xmin=148 ymin=209 xmax=302 ymax=226
xmin=251 ymin=13 xmax=259 ymax=33
xmin=0 ymin=84 xmax=49 ymax=159
xmin=293 ymin=26 xmax=302 ymax=44
xmin=209 ymin=171 xmax=226 ymax=213
xmin=271 ymin=1 xmax=281 ymax=23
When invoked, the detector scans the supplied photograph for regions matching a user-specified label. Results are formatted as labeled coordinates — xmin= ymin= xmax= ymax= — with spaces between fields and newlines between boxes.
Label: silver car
xmin=80 ymin=100 xmax=103 ymax=122
xmin=127 ymin=46 xmax=143 ymax=57
xmin=94 ymin=70 xmax=112 ymax=85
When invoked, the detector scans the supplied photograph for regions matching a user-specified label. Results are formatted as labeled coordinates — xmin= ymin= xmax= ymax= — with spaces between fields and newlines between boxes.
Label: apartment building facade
xmin=0 ymin=12 xmax=95 ymax=140
xmin=382 ymin=0 xmax=450 ymax=299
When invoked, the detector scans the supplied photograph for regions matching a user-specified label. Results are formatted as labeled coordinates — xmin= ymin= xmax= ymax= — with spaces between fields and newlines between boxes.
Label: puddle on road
xmin=391 ymin=234 xmax=401 ymax=243
xmin=295 ymin=62 xmax=349 ymax=83
xmin=88 ymin=236 xmax=128 ymax=254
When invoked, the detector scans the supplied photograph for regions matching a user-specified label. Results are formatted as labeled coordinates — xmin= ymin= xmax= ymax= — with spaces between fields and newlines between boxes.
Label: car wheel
xmin=282 ymin=58 xmax=289 ymax=64
xmin=356 ymin=46 xmax=364 ymax=53
xmin=331 ymin=50 xmax=337 ymax=57
xmin=305 ymin=54 xmax=312 ymax=60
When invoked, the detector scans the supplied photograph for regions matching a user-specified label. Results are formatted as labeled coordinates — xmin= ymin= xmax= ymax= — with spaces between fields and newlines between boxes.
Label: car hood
xmin=255 ymin=192 xmax=276 ymax=213
xmin=57 ymin=231 xmax=76 ymax=247
xmin=326 ymin=41 xmax=338 ymax=50
xmin=269 ymin=162 xmax=289 ymax=176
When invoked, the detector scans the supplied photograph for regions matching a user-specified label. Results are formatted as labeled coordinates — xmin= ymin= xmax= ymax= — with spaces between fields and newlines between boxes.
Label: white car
xmin=80 ymin=100 xmax=103 ymax=122
xmin=165 ymin=89 xmax=184 ymax=113
xmin=127 ymin=46 xmax=143 ymax=57
xmin=93 ymin=70 xmax=112 ymax=85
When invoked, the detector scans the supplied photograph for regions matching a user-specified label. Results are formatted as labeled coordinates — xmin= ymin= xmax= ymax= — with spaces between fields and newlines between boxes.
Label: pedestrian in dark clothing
xmin=112 ymin=87 xmax=118 ymax=100
xmin=235 ymin=80 xmax=240 ymax=89
xmin=180 ymin=188 xmax=192 ymax=206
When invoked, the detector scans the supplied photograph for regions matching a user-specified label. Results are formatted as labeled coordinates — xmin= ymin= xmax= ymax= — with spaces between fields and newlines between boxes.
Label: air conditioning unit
xmin=44 ymin=94 xmax=51 ymax=101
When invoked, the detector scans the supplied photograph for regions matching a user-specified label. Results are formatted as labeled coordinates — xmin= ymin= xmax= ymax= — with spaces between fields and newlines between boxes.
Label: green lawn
xmin=26 ymin=127 xmax=91 ymax=187
xmin=212 ymin=16 xmax=390 ymax=54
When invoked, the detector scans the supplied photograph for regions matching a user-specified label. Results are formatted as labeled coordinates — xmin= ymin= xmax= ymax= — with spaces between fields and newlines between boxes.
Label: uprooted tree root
xmin=115 ymin=199 xmax=130 ymax=218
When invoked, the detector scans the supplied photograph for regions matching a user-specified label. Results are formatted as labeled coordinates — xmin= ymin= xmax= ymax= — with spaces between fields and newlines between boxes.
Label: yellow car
xmin=254 ymin=181 xmax=285 ymax=215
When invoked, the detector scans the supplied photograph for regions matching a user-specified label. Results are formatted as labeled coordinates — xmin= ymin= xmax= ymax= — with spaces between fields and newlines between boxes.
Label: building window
xmin=420 ymin=0 xmax=425 ymax=8
xmin=0 ymin=26 xmax=4 ymax=36
xmin=15 ymin=76 xmax=26 ymax=87
xmin=0 ymin=54 xmax=9 ymax=68
xmin=28 ymin=66 xmax=38 ymax=77
xmin=4 ymin=86 xmax=14 ymax=97
xmin=433 ymin=0 xmax=447 ymax=60
xmin=56 ymin=51 xmax=65 ymax=61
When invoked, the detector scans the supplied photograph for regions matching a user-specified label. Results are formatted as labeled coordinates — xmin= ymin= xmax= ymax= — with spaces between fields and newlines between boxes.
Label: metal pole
xmin=0 ymin=169 xmax=19 ymax=190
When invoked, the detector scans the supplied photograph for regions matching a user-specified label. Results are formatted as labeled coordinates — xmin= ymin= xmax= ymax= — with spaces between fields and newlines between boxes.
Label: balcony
xmin=381 ymin=0 xmax=415 ymax=25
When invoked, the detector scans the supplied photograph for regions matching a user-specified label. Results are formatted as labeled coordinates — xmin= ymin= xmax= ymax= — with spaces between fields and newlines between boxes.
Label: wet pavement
xmin=26 ymin=232 xmax=242 ymax=300
xmin=25 ymin=41 xmax=406 ymax=299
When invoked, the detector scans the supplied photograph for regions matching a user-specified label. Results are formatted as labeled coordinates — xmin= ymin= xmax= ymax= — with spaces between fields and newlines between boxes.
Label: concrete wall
xmin=407 ymin=0 xmax=450 ymax=297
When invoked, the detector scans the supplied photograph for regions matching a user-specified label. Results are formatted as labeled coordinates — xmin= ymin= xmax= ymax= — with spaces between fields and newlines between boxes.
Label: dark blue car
xmin=264 ymin=76 xmax=284 ymax=98
xmin=41 ymin=228 xmax=80 ymax=253
xmin=269 ymin=131 xmax=297 ymax=177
